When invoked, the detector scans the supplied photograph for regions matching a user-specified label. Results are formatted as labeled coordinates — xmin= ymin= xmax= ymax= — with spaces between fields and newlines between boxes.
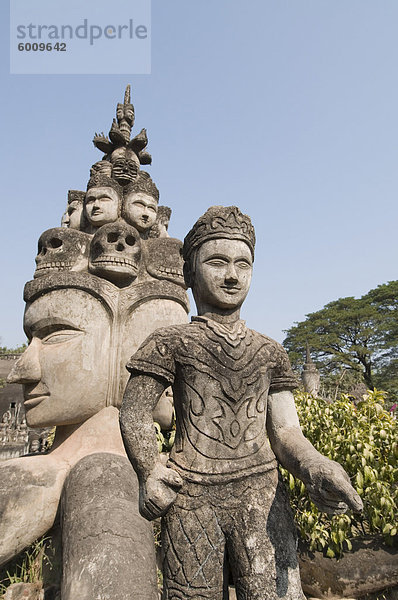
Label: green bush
xmin=0 ymin=537 xmax=50 ymax=594
xmin=280 ymin=389 xmax=398 ymax=557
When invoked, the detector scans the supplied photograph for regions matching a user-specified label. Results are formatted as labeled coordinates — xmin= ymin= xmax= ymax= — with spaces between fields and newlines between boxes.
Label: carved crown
xmin=183 ymin=206 xmax=256 ymax=261
xmin=86 ymin=174 xmax=123 ymax=197
xmin=123 ymin=171 xmax=159 ymax=202
xmin=67 ymin=190 xmax=85 ymax=204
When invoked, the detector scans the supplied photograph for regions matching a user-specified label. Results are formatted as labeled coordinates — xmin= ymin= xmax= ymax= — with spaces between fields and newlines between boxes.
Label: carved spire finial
xmin=124 ymin=84 xmax=131 ymax=105
xmin=305 ymin=341 xmax=313 ymax=365
xmin=92 ymin=85 xmax=151 ymax=166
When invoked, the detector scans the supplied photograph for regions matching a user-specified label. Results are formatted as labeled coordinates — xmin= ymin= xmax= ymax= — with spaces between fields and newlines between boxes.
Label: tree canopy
xmin=283 ymin=281 xmax=398 ymax=399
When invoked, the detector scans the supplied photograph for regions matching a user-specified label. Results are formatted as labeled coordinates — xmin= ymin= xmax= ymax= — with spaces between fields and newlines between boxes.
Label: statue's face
xmin=192 ymin=239 xmax=253 ymax=311
xmin=10 ymin=289 xmax=111 ymax=428
xmin=89 ymin=221 xmax=141 ymax=286
xmin=84 ymin=187 xmax=120 ymax=228
xmin=67 ymin=200 xmax=84 ymax=230
xmin=34 ymin=228 xmax=91 ymax=278
xmin=122 ymin=192 xmax=157 ymax=232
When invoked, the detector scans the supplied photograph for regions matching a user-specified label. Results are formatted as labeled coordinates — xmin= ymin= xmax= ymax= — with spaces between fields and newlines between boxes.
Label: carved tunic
xmin=127 ymin=316 xmax=297 ymax=484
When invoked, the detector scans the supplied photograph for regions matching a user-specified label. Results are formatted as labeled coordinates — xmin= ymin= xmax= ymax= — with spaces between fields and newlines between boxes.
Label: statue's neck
xmin=196 ymin=303 xmax=241 ymax=325
xmin=50 ymin=406 xmax=126 ymax=466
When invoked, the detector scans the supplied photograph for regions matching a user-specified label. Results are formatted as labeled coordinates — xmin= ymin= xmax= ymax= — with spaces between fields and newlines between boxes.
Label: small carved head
xmin=148 ymin=205 xmax=172 ymax=239
xmin=34 ymin=228 xmax=91 ymax=278
xmin=89 ymin=220 xmax=141 ymax=286
xmin=110 ymin=147 xmax=140 ymax=185
xmin=183 ymin=206 xmax=255 ymax=287
xmin=65 ymin=190 xmax=86 ymax=230
xmin=85 ymin=175 xmax=123 ymax=229
xmin=122 ymin=172 xmax=159 ymax=234
xmin=182 ymin=206 xmax=255 ymax=311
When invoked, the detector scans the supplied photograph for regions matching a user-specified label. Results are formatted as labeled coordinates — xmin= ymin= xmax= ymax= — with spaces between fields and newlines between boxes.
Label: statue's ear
xmin=183 ymin=261 xmax=192 ymax=289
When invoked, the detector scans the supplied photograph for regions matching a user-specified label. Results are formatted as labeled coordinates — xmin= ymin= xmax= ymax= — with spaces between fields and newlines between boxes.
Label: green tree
xmin=283 ymin=281 xmax=398 ymax=396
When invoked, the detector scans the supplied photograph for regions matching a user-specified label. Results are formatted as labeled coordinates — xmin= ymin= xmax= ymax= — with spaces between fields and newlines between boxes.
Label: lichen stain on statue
xmin=120 ymin=205 xmax=363 ymax=600
xmin=0 ymin=86 xmax=189 ymax=600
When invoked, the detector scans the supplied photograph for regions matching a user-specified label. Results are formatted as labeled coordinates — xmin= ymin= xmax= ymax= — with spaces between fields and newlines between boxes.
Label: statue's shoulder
xmin=247 ymin=328 xmax=289 ymax=357
xmin=247 ymin=328 xmax=279 ymax=346
xmin=144 ymin=321 xmax=192 ymax=344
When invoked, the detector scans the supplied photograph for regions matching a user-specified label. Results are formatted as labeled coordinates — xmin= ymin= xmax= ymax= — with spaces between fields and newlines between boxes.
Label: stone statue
xmin=62 ymin=190 xmax=86 ymax=230
xmin=149 ymin=206 xmax=172 ymax=239
xmin=1 ymin=86 xmax=190 ymax=600
xmin=122 ymin=171 xmax=159 ymax=237
xmin=120 ymin=206 xmax=363 ymax=600
xmin=301 ymin=343 xmax=321 ymax=396
xmin=84 ymin=174 xmax=123 ymax=232
xmin=34 ymin=228 xmax=91 ymax=277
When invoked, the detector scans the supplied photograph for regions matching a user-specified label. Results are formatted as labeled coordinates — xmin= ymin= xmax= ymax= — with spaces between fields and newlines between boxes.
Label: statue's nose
xmin=7 ymin=342 xmax=41 ymax=385
xmin=224 ymin=263 xmax=238 ymax=284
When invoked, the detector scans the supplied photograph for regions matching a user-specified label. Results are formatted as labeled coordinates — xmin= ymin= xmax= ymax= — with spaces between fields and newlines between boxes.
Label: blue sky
xmin=1 ymin=0 xmax=397 ymax=351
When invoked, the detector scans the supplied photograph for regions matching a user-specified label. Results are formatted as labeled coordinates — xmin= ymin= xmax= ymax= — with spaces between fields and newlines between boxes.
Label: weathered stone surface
xmin=34 ymin=228 xmax=91 ymax=278
xmin=143 ymin=238 xmax=186 ymax=288
xmin=299 ymin=538 xmax=398 ymax=598
xmin=89 ymin=220 xmax=141 ymax=286
xmin=61 ymin=453 xmax=158 ymax=600
xmin=0 ymin=407 xmax=127 ymax=566
xmin=3 ymin=583 xmax=43 ymax=600
xmin=121 ymin=206 xmax=363 ymax=599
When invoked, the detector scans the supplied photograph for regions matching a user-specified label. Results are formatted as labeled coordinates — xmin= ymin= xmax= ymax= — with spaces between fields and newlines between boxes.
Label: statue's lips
xmin=24 ymin=394 xmax=49 ymax=408
xmin=220 ymin=286 xmax=241 ymax=294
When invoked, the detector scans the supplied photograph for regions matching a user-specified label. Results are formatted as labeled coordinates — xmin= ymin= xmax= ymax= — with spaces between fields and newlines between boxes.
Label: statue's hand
xmin=140 ymin=462 xmax=183 ymax=521
xmin=305 ymin=457 xmax=363 ymax=514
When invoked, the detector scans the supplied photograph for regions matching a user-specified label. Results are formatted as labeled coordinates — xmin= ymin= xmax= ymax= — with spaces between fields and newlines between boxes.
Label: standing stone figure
xmin=120 ymin=206 xmax=362 ymax=600
xmin=301 ymin=343 xmax=321 ymax=396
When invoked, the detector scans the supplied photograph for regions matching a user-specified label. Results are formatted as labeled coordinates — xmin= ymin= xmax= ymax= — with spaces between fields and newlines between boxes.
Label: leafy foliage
xmin=0 ymin=343 xmax=27 ymax=355
xmin=0 ymin=537 xmax=50 ymax=594
xmin=280 ymin=390 xmax=398 ymax=557
xmin=283 ymin=281 xmax=398 ymax=399
xmin=154 ymin=420 xmax=176 ymax=453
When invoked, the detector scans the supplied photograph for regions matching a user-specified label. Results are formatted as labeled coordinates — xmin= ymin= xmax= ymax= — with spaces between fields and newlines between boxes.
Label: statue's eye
xmin=42 ymin=330 xmax=81 ymax=345
xmin=49 ymin=238 xmax=62 ymax=249
xmin=206 ymin=259 xmax=226 ymax=267
xmin=125 ymin=235 xmax=136 ymax=246
xmin=236 ymin=260 xmax=251 ymax=269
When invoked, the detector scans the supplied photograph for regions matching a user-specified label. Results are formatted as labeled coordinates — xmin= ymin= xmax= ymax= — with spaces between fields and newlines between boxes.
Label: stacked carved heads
xmin=47 ymin=86 xmax=185 ymax=290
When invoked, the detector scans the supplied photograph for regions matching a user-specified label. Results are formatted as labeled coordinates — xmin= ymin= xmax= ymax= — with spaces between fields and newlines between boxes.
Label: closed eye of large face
xmin=26 ymin=319 xmax=82 ymax=343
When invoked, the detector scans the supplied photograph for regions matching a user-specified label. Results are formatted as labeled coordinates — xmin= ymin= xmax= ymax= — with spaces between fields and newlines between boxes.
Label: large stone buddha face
xmin=8 ymin=288 xmax=111 ymax=428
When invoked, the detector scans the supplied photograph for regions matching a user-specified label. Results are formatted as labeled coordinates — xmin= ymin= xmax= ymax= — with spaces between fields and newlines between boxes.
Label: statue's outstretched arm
xmin=267 ymin=390 xmax=363 ymax=515
xmin=0 ymin=455 xmax=68 ymax=565
xmin=119 ymin=374 xmax=182 ymax=521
